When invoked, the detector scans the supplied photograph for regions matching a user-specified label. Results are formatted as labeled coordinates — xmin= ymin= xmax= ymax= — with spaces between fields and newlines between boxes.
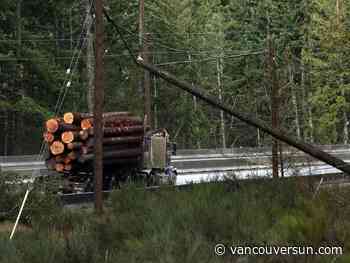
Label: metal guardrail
xmin=0 ymin=155 xmax=43 ymax=163
xmin=1 ymin=145 xmax=349 ymax=174
xmin=175 ymin=145 xmax=350 ymax=156
xmin=1 ymin=145 xmax=349 ymax=163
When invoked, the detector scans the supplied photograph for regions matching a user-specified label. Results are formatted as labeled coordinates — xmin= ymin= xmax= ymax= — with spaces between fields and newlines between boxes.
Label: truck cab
xmin=142 ymin=129 xmax=177 ymax=185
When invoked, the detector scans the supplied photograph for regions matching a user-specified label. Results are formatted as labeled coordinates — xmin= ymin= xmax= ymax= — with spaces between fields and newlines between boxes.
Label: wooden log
xmin=80 ymin=142 xmax=141 ymax=155
xmin=85 ymin=136 xmax=143 ymax=147
xmin=64 ymin=156 xmax=72 ymax=164
xmin=81 ymin=145 xmax=90 ymax=155
xmin=67 ymin=142 xmax=84 ymax=150
xmin=64 ymin=164 xmax=72 ymax=171
xmin=103 ymin=136 xmax=143 ymax=145
xmin=67 ymin=151 xmax=79 ymax=160
xmin=50 ymin=141 xmax=65 ymax=155
xmin=55 ymin=155 xmax=65 ymax=163
xmin=78 ymin=148 xmax=142 ymax=163
xmin=46 ymin=118 xmax=61 ymax=133
xmin=64 ymin=111 xmax=132 ymax=124
xmin=55 ymin=163 xmax=65 ymax=173
xmin=82 ymin=116 xmax=142 ymax=130
xmin=63 ymin=112 xmax=91 ymax=124
xmin=58 ymin=123 xmax=80 ymax=132
xmin=61 ymin=131 xmax=80 ymax=144
xmin=79 ymin=130 xmax=89 ymax=140
xmin=43 ymin=132 xmax=55 ymax=143
xmin=89 ymin=125 xmax=144 ymax=137
xmin=81 ymin=119 xmax=92 ymax=130
xmin=45 ymin=159 xmax=56 ymax=170
xmin=103 ymin=116 xmax=143 ymax=127
xmin=46 ymin=118 xmax=80 ymax=133
xmin=88 ymin=127 xmax=94 ymax=136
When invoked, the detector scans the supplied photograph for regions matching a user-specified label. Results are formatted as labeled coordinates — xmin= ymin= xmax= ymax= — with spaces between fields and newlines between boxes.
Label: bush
xmin=0 ymin=177 xmax=349 ymax=262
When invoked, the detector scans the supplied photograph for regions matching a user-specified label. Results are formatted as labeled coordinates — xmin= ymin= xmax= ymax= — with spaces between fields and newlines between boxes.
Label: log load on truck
xmin=44 ymin=112 xmax=177 ymax=192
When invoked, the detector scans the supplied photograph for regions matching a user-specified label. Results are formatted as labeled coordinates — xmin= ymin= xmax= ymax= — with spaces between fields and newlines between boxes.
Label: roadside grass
xmin=0 ymin=175 xmax=350 ymax=262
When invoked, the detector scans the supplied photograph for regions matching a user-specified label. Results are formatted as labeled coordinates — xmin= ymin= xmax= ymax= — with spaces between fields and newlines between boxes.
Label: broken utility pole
xmin=102 ymin=9 xmax=350 ymax=176
xmin=135 ymin=59 xmax=350 ymax=175
xmin=94 ymin=0 xmax=104 ymax=215
xmin=139 ymin=0 xmax=152 ymax=128
xmin=268 ymin=36 xmax=279 ymax=178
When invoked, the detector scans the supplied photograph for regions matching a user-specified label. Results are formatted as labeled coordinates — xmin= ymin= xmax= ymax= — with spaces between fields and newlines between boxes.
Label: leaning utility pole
xmin=134 ymin=59 xmax=350 ymax=175
xmin=139 ymin=0 xmax=152 ymax=128
xmin=94 ymin=0 xmax=104 ymax=214
xmin=103 ymin=9 xmax=350 ymax=175
xmin=268 ymin=36 xmax=279 ymax=179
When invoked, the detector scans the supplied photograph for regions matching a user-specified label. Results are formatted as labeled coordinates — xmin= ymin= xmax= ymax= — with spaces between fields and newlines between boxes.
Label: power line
xmin=54 ymin=0 xmax=94 ymax=115
xmin=155 ymin=51 xmax=265 ymax=66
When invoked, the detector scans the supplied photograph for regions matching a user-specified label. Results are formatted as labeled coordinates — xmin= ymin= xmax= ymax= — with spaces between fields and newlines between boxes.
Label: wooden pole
xmin=135 ymin=59 xmax=350 ymax=175
xmin=94 ymin=0 xmax=104 ymax=214
xmin=139 ymin=0 xmax=152 ymax=128
xmin=268 ymin=36 xmax=279 ymax=178
xmin=102 ymin=10 xmax=350 ymax=175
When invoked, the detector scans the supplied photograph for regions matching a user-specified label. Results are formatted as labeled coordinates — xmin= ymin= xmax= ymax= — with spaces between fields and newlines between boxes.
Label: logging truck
xmin=44 ymin=112 xmax=177 ymax=192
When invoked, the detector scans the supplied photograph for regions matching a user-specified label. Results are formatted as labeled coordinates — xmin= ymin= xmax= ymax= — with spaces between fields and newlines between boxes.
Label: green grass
xmin=0 ymin=178 xmax=350 ymax=262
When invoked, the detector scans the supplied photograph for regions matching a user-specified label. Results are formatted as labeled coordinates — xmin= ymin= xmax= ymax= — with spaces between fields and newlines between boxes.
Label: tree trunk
xmin=289 ymin=60 xmax=301 ymax=140
xmin=268 ymin=36 xmax=279 ymax=178
xmin=336 ymin=0 xmax=347 ymax=144
xmin=217 ymin=57 xmax=226 ymax=149
xmin=188 ymin=52 xmax=201 ymax=149
xmin=3 ymin=110 xmax=8 ymax=155
xmin=256 ymin=98 xmax=261 ymax=147
xmin=342 ymin=85 xmax=348 ymax=144
xmin=308 ymin=103 xmax=314 ymax=143
xmin=153 ymin=56 xmax=158 ymax=129
xmin=70 ymin=7 xmax=73 ymax=51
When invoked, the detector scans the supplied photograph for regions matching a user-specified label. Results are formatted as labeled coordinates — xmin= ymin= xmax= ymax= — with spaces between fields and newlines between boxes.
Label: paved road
xmin=1 ymin=145 xmax=349 ymax=185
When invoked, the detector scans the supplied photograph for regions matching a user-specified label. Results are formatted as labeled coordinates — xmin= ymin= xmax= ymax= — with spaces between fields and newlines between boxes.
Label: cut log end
xmin=64 ymin=164 xmax=72 ymax=171
xmin=81 ymin=119 xmax=92 ymax=130
xmin=67 ymin=151 xmax=78 ymax=160
xmin=50 ymin=141 xmax=65 ymax=155
xmin=62 ymin=131 xmax=75 ymax=144
xmin=63 ymin=112 xmax=75 ymax=124
xmin=79 ymin=130 xmax=89 ymax=140
xmin=55 ymin=163 xmax=65 ymax=173
xmin=64 ymin=157 xmax=71 ymax=164
xmin=67 ymin=142 xmax=83 ymax=150
xmin=46 ymin=119 xmax=59 ymax=133
xmin=43 ymin=132 xmax=55 ymax=143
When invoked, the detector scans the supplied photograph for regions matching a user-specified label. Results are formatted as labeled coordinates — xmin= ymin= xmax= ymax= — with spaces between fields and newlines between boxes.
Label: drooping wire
xmin=10 ymin=1 xmax=96 ymax=241
xmin=103 ymin=9 xmax=138 ymax=64
xmin=54 ymin=0 xmax=94 ymax=115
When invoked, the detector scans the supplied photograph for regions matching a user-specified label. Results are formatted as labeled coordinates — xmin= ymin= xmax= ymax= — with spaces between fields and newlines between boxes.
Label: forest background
xmin=1 ymin=0 xmax=349 ymax=154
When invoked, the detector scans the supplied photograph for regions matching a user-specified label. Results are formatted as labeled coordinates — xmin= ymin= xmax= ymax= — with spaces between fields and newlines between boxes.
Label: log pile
xmin=44 ymin=112 xmax=145 ymax=173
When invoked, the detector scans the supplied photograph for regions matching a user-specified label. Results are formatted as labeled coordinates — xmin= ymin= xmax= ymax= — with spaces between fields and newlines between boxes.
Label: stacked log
xmin=44 ymin=112 xmax=145 ymax=174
